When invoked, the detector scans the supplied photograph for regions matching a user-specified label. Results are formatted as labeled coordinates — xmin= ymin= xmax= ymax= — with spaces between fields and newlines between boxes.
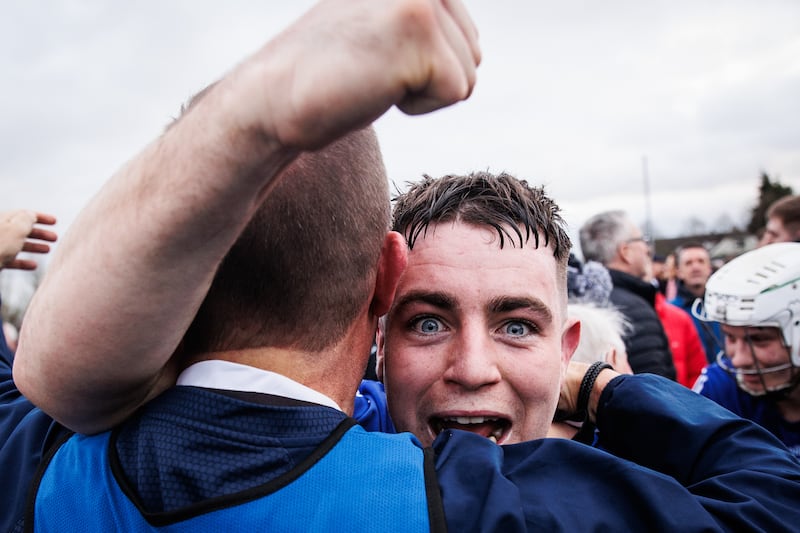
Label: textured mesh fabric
xmin=33 ymin=393 xmax=434 ymax=532
xmin=115 ymin=386 xmax=347 ymax=512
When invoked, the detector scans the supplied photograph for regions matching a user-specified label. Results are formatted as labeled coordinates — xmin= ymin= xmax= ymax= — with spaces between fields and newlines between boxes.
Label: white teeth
xmin=488 ymin=435 xmax=497 ymax=444
xmin=448 ymin=416 xmax=497 ymax=424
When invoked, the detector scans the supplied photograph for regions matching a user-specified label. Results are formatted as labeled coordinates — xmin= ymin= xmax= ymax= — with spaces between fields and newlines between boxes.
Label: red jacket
xmin=654 ymin=292 xmax=707 ymax=387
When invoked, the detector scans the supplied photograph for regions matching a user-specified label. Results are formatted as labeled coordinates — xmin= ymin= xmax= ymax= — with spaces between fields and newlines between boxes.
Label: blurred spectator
xmin=652 ymin=253 xmax=678 ymax=300
xmin=670 ymin=242 xmax=721 ymax=364
xmin=566 ymin=253 xmax=613 ymax=307
xmin=548 ymin=301 xmax=633 ymax=442
xmin=550 ymin=254 xmax=632 ymax=442
xmin=565 ymin=254 xmax=631 ymax=374
xmin=653 ymin=292 xmax=706 ymax=388
xmin=759 ymin=194 xmax=800 ymax=246
xmin=643 ymin=251 xmax=707 ymax=388
xmin=0 ymin=210 xmax=57 ymax=358
xmin=567 ymin=303 xmax=632 ymax=374
xmin=579 ymin=210 xmax=676 ymax=380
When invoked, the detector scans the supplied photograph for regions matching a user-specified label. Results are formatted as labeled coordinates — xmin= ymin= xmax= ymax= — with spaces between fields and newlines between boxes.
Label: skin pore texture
xmin=377 ymin=221 xmax=579 ymax=446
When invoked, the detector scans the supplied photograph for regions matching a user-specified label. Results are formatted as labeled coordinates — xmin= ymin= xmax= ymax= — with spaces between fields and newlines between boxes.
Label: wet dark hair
xmin=392 ymin=171 xmax=571 ymax=290
xmin=393 ymin=171 xmax=571 ymax=257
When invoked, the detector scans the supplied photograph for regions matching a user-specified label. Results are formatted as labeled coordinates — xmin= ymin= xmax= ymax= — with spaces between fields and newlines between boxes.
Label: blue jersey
xmin=694 ymin=363 xmax=800 ymax=458
xmin=32 ymin=422 xmax=438 ymax=532
xmin=354 ymin=379 xmax=395 ymax=432
xmin=6 ymin=355 xmax=800 ymax=530
xmin=0 ymin=339 xmax=71 ymax=533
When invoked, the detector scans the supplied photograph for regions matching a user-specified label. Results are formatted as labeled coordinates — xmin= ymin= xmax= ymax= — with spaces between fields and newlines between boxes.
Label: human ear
xmin=370 ymin=231 xmax=408 ymax=317
xmin=562 ymin=316 xmax=581 ymax=368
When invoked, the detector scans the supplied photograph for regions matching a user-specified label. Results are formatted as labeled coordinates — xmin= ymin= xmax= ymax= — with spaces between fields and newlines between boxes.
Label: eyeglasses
xmin=624 ymin=235 xmax=651 ymax=246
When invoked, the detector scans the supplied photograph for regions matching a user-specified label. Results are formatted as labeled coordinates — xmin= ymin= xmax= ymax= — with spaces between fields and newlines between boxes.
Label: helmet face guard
xmin=692 ymin=243 xmax=800 ymax=367
xmin=712 ymin=334 xmax=797 ymax=396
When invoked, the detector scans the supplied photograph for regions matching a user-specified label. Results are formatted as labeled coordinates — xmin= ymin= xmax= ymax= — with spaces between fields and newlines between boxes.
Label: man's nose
xmin=442 ymin=327 xmax=502 ymax=390
xmin=727 ymin=337 xmax=752 ymax=367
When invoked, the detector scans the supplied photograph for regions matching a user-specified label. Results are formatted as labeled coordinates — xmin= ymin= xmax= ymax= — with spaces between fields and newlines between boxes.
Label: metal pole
xmin=642 ymin=155 xmax=653 ymax=249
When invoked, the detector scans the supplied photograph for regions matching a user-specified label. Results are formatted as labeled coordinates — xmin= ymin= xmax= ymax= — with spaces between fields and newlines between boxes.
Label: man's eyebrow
xmin=745 ymin=327 xmax=778 ymax=336
xmin=392 ymin=290 xmax=458 ymax=312
xmin=488 ymin=296 xmax=553 ymax=325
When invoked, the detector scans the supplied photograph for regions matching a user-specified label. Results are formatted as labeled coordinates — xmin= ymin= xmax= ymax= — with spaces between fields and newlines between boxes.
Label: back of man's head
xmin=183 ymin=126 xmax=389 ymax=354
xmin=579 ymin=210 xmax=630 ymax=265
xmin=391 ymin=171 xmax=572 ymax=288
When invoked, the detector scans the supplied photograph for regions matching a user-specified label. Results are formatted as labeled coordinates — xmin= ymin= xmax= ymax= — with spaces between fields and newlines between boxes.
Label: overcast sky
xmin=1 ymin=1 xmax=799 ymax=285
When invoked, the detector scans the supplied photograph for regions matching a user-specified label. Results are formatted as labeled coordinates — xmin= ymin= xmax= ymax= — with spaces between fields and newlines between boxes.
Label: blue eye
xmin=413 ymin=317 xmax=443 ymax=334
xmin=504 ymin=321 xmax=531 ymax=337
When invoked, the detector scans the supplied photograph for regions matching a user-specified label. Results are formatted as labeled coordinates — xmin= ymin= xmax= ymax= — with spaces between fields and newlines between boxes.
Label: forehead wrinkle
xmin=488 ymin=296 xmax=553 ymax=326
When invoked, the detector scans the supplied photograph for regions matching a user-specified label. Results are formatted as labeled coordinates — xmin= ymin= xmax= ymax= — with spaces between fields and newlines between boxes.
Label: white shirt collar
xmin=176 ymin=360 xmax=341 ymax=411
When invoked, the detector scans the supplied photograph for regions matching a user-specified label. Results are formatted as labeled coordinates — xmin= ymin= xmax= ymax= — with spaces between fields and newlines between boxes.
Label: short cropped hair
xmin=767 ymin=195 xmax=800 ymax=236
xmin=674 ymin=241 xmax=709 ymax=266
xmin=579 ymin=210 xmax=631 ymax=265
xmin=391 ymin=171 xmax=572 ymax=296
xmin=183 ymin=126 xmax=390 ymax=354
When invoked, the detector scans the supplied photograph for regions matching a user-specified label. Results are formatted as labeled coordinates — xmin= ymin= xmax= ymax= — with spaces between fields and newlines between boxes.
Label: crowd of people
xmin=2 ymin=0 xmax=800 ymax=531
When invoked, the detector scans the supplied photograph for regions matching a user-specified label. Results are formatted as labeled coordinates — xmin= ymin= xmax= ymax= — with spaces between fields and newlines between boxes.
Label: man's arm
xmin=14 ymin=0 xmax=480 ymax=434
xmin=441 ymin=368 xmax=800 ymax=531
xmin=597 ymin=374 xmax=800 ymax=529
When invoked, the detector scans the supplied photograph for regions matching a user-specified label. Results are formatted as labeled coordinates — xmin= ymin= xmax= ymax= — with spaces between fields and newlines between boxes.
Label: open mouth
xmin=429 ymin=416 xmax=510 ymax=444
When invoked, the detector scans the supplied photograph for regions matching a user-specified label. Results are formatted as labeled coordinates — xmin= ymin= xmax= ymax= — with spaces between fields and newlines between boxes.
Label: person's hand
xmin=555 ymin=361 xmax=619 ymax=424
xmin=555 ymin=361 xmax=589 ymax=420
xmin=0 ymin=210 xmax=57 ymax=270
xmin=215 ymin=0 xmax=481 ymax=151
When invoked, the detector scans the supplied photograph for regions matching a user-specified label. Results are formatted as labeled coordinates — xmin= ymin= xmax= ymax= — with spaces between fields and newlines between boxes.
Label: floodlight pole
xmin=642 ymin=155 xmax=654 ymax=250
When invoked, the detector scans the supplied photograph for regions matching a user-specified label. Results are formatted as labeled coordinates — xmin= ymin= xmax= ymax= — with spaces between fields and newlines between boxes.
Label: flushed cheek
xmin=514 ymin=377 xmax=561 ymax=428
xmin=389 ymin=355 xmax=442 ymax=392
xmin=384 ymin=358 xmax=442 ymax=430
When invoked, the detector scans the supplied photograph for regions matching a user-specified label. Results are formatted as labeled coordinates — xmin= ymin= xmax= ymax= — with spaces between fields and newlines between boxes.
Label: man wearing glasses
xmin=579 ymin=210 xmax=677 ymax=379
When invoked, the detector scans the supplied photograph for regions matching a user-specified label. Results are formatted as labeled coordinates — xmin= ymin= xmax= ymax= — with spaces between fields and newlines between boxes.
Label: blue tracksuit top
xmin=694 ymin=363 xmax=800 ymax=459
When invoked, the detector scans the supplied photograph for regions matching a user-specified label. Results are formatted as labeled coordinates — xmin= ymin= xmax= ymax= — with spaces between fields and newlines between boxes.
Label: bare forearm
xmin=15 ymin=82 xmax=295 ymax=432
xmin=14 ymin=0 xmax=480 ymax=433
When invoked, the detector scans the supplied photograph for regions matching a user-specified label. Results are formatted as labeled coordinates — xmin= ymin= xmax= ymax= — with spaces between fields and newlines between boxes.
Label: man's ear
xmin=617 ymin=241 xmax=633 ymax=266
xmin=562 ymin=316 xmax=581 ymax=367
xmin=370 ymin=231 xmax=407 ymax=317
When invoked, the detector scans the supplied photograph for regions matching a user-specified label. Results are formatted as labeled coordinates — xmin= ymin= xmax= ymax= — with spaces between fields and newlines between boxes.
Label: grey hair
xmin=568 ymin=303 xmax=630 ymax=364
xmin=579 ymin=210 xmax=631 ymax=265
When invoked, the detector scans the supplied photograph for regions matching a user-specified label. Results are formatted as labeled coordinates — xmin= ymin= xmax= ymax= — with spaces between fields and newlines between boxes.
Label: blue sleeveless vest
xmin=29 ymin=423 xmax=444 ymax=532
